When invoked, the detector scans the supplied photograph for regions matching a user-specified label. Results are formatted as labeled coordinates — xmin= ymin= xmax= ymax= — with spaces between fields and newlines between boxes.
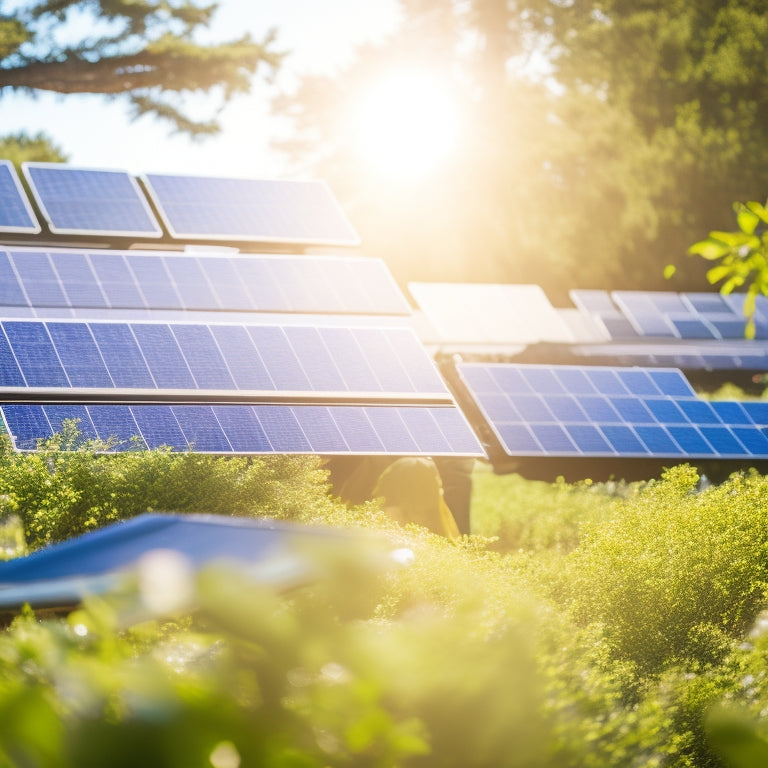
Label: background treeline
xmin=277 ymin=0 xmax=768 ymax=302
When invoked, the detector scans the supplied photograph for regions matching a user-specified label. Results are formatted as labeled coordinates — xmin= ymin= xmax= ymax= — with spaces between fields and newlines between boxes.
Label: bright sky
xmin=4 ymin=0 xmax=402 ymax=178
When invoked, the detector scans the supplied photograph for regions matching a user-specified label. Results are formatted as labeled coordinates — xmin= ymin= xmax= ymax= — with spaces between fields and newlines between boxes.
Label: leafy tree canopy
xmin=277 ymin=0 xmax=768 ymax=297
xmin=0 ymin=130 xmax=66 ymax=167
xmin=0 ymin=0 xmax=282 ymax=136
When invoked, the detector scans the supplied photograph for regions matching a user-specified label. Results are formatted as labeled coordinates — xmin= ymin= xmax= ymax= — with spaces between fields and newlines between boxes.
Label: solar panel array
xmin=565 ymin=289 xmax=768 ymax=370
xmin=569 ymin=289 xmax=767 ymax=342
xmin=0 ymin=161 xmax=40 ymax=234
xmin=8 ymin=160 xmax=768 ymax=473
xmin=457 ymin=363 xmax=768 ymax=460
xmin=22 ymin=163 xmax=163 ymax=237
xmin=611 ymin=290 xmax=760 ymax=340
xmin=143 ymin=173 xmax=361 ymax=246
xmin=0 ymin=247 xmax=409 ymax=316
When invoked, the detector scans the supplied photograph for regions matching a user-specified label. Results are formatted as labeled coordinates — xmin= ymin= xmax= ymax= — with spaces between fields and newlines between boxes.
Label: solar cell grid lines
xmin=0 ymin=403 xmax=485 ymax=457
xmin=0 ymin=319 xmax=449 ymax=398
xmin=0 ymin=247 xmax=410 ymax=316
xmin=0 ymin=161 xmax=40 ymax=234
xmin=610 ymin=289 xmax=760 ymax=341
xmin=458 ymin=362 xmax=768 ymax=460
xmin=22 ymin=163 xmax=163 ymax=237
xmin=408 ymin=282 xmax=574 ymax=345
xmin=143 ymin=173 xmax=360 ymax=246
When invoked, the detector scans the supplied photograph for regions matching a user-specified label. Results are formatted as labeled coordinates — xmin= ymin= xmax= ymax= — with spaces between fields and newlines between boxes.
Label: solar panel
xmin=21 ymin=163 xmax=163 ymax=237
xmin=457 ymin=362 xmax=768 ymax=460
xmin=0 ymin=247 xmax=409 ymax=316
xmin=143 ymin=173 xmax=360 ymax=246
xmin=0 ymin=160 xmax=40 ymax=233
xmin=569 ymin=341 xmax=768 ymax=371
xmin=0 ymin=403 xmax=485 ymax=456
xmin=0 ymin=319 xmax=448 ymax=398
xmin=610 ymin=289 xmax=763 ymax=342
xmin=408 ymin=283 xmax=574 ymax=345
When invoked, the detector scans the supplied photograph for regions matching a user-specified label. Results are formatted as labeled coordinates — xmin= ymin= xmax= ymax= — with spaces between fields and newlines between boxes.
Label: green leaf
xmin=663 ymin=264 xmax=676 ymax=279
xmin=744 ymin=289 xmax=757 ymax=318
xmin=737 ymin=205 xmax=760 ymax=235
xmin=706 ymin=265 xmax=732 ymax=284
xmin=746 ymin=200 xmax=768 ymax=225
xmin=708 ymin=231 xmax=753 ymax=247
xmin=689 ymin=239 xmax=731 ymax=259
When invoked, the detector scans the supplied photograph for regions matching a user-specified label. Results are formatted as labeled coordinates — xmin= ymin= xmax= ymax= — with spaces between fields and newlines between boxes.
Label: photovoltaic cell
xmin=143 ymin=173 xmax=360 ymax=246
xmin=0 ymin=160 xmax=40 ymax=233
xmin=457 ymin=362 xmax=768 ymax=460
xmin=0 ymin=319 xmax=448 ymax=397
xmin=0 ymin=247 xmax=410 ymax=316
xmin=22 ymin=164 xmax=162 ymax=237
xmin=0 ymin=404 xmax=485 ymax=456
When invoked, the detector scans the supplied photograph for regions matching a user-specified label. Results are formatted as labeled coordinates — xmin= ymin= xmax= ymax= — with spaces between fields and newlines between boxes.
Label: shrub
xmin=549 ymin=465 xmax=768 ymax=676
xmin=0 ymin=426 xmax=343 ymax=549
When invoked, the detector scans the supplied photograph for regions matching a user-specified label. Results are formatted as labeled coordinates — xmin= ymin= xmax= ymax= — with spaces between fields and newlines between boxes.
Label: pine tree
xmin=0 ymin=1 xmax=282 ymax=136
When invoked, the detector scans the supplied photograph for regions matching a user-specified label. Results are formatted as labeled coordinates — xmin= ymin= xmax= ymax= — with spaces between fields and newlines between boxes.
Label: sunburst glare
xmin=354 ymin=70 xmax=462 ymax=181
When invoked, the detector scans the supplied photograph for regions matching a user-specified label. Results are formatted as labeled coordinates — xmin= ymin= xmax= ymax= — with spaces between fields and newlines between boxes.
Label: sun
xmin=353 ymin=70 xmax=462 ymax=181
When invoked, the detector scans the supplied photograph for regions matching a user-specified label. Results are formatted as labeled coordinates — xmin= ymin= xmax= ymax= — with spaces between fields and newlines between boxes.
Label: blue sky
xmin=4 ymin=0 xmax=401 ymax=178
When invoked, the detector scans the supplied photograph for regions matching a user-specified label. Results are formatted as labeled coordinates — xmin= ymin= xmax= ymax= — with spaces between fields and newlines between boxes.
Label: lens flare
xmin=354 ymin=71 xmax=461 ymax=181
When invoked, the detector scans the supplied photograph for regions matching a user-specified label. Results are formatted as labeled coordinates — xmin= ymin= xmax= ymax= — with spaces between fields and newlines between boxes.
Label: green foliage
xmin=0 ymin=427 xmax=340 ymax=550
xmin=689 ymin=199 xmax=768 ymax=337
xmin=8 ymin=446 xmax=768 ymax=765
xmin=548 ymin=466 xmax=768 ymax=677
xmin=0 ymin=131 xmax=67 ymax=170
xmin=0 ymin=1 xmax=281 ymax=136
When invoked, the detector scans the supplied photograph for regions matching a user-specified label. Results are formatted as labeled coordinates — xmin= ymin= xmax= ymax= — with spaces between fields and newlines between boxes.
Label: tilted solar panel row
xmin=570 ymin=288 xmax=766 ymax=342
xmin=0 ymin=320 xmax=448 ymax=398
xmin=0 ymin=247 xmax=409 ymax=316
xmin=19 ymin=163 xmax=360 ymax=246
xmin=0 ymin=161 xmax=40 ymax=234
xmin=143 ymin=173 xmax=360 ymax=245
xmin=2 ymin=403 xmax=483 ymax=456
xmin=457 ymin=363 xmax=768 ymax=459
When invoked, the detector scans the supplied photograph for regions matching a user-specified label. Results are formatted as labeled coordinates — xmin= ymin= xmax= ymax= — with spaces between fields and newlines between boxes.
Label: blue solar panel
xmin=601 ymin=425 xmax=648 ymax=454
xmin=0 ymin=320 xmax=447 ymax=398
xmin=732 ymin=427 xmax=768 ymax=455
xmin=669 ymin=317 xmax=716 ymax=339
xmin=530 ymin=423 xmax=577 ymax=452
xmin=635 ymin=425 xmax=683 ymax=454
xmin=22 ymin=164 xmax=162 ymax=237
xmin=609 ymin=397 xmax=656 ymax=424
xmin=565 ymin=424 xmax=614 ymax=453
xmin=569 ymin=289 xmax=617 ymax=314
xmin=711 ymin=401 xmax=753 ymax=425
xmin=457 ymin=362 xmax=768 ymax=461
xmin=577 ymin=396 xmax=623 ymax=423
xmin=0 ymin=403 xmax=485 ymax=456
xmin=1 ymin=247 xmax=409 ymax=316
xmin=682 ymin=293 xmax=733 ymax=314
xmin=143 ymin=173 xmax=360 ymax=246
xmin=0 ymin=160 xmax=40 ymax=233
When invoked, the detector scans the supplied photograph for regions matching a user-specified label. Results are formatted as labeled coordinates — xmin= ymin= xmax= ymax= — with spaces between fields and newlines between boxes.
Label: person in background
xmin=325 ymin=456 xmax=473 ymax=538
xmin=371 ymin=457 xmax=461 ymax=539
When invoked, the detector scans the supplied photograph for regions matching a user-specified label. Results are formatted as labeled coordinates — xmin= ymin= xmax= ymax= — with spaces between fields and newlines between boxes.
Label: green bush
xmin=548 ymin=465 xmax=768 ymax=676
xmin=470 ymin=465 xmax=628 ymax=553
xmin=0 ymin=426 xmax=342 ymax=549
xmin=6 ymin=434 xmax=768 ymax=767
